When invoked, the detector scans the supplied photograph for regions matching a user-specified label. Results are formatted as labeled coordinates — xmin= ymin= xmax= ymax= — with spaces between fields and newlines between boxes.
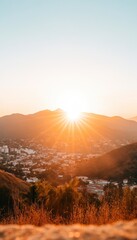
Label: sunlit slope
xmin=0 ymin=170 xmax=29 ymax=209
xmin=0 ymin=170 xmax=29 ymax=191
xmin=75 ymin=143 xmax=137 ymax=181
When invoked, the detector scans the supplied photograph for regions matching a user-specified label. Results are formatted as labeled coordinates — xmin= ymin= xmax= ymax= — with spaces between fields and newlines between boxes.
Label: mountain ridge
xmin=130 ymin=116 xmax=137 ymax=122
xmin=1 ymin=109 xmax=137 ymax=152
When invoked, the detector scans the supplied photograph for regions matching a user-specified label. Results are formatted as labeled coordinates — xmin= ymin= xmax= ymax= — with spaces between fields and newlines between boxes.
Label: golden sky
xmin=0 ymin=0 xmax=137 ymax=118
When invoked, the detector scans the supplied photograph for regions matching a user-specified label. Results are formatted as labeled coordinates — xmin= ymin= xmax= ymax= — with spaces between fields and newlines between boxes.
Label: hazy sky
xmin=0 ymin=0 xmax=137 ymax=117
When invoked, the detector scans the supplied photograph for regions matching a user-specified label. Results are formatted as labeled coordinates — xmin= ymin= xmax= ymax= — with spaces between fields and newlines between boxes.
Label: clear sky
xmin=0 ymin=0 xmax=137 ymax=117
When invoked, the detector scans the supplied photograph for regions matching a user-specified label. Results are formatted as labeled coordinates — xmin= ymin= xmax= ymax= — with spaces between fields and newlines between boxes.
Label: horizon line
xmin=0 ymin=108 xmax=136 ymax=120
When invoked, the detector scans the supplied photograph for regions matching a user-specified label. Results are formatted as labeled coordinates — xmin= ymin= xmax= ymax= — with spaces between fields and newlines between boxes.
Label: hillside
xmin=75 ymin=143 xmax=137 ymax=181
xmin=0 ymin=110 xmax=137 ymax=152
xmin=0 ymin=170 xmax=29 ymax=211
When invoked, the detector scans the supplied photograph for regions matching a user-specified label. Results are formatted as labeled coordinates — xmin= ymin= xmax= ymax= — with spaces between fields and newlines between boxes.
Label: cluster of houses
xmin=0 ymin=140 xmax=136 ymax=196
xmin=0 ymin=143 xmax=91 ymax=181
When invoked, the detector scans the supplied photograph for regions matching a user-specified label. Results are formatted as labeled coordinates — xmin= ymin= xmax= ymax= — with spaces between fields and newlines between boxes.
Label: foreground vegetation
xmin=0 ymin=179 xmax=137 ymax=225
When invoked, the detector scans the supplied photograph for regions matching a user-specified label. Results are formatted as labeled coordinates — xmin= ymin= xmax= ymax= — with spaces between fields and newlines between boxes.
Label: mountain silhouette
xmin=1 ymin=109 xmax=137 ymax=151
xmin=130 ymin=116 xmax=137 ymax=122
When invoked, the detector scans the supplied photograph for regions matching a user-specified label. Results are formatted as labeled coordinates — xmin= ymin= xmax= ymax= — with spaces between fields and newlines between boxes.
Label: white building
xmin=0 ymin=145 xmax=9 ymax=154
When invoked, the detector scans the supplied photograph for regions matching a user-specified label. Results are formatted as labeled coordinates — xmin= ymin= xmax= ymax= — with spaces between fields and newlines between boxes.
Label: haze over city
xmin=0 ymin=0 xmax=137 ymax=117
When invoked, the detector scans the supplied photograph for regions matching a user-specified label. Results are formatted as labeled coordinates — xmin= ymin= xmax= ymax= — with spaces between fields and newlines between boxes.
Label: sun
xmin=66 ymin=110 xmax=82 ymax=122
xmin=59 ymin=91 xmax=86 ymax=122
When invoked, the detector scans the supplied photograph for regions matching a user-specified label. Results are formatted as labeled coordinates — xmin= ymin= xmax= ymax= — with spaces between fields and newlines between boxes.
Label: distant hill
xmin=130 ymin=116 xmax=137 ymax=122
xmin=0 ymin=170 xmax=29 ymax=211
xmin=75 ymin=143 xmax=137 ymax=182
xmin=1 ymin=110 xmax=137 ymax=151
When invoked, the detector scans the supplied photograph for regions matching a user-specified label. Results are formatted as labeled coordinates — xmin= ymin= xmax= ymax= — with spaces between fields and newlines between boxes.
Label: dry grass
xmin=0 ymin=201 xmax=136 ymax=226
xmin=0 ymin=173 xmax=136 ymax=226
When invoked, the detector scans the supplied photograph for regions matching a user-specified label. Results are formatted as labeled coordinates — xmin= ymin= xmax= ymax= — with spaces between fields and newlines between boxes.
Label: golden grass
xmin=1 ymin=201 xmax=136 ymax=226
